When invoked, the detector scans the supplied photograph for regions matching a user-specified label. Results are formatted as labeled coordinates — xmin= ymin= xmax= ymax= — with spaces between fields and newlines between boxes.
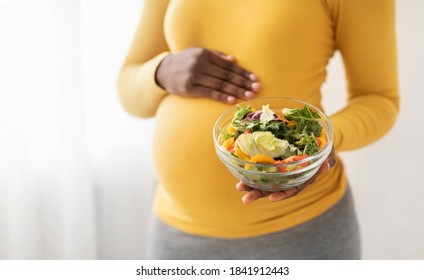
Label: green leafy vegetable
xmin=232 ymin=106 xmax=252 ymax=122
xmin=238 ymin=131 xmax=290 ymax=158
xmin=282 ymin=106 xmax=320 ymax=121
xmin=231 ymin=106 xmax=253 ymax=132
xmin=220 ymin=127 xmax=232 ymax=141
xmin=295 ymin=119 xmax=322 ymax=137
xmin=220 ymin=104 xmax=324 ymax=162
xmin=295 ymin=133 xmax=320 ymax=155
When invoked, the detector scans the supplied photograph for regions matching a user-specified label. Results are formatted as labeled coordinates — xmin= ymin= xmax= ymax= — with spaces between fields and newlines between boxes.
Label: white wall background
xmin=80 ymin=0 xmax=157 ymax=259
xmin=1 ymin=0 xmax=423 ymax=260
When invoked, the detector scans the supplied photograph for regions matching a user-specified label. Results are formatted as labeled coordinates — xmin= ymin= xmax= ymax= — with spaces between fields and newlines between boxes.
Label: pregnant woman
xmin=117 ymin=0 xmax=399 ymax=259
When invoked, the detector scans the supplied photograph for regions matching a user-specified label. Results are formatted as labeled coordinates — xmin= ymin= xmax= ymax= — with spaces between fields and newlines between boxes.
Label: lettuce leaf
xmin=282 ymin=106 xmax=320 ymax=121
xmin=237 ymin=131 xmax=290 ymax=158
xmin=232 ymin=105 xmax=252 ymax=123
xmin=259 ymin=105 xmax=276 ymax=129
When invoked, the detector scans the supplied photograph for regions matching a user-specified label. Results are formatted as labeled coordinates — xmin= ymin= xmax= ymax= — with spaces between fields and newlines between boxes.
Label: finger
xmin=320 ymin=159 xmax=331 ymax=174
xmin=205 ymin=50 xmax=260 ymax=91
xmin=320 ymin=146 xmax=336 ymax=174
xmin=242 ymin=189 xmax=269 ymax=205
xmin=202 ymin=63 xmax=260 ymax=93
xmin=269 ymin=147 xmax=338 ymax=203
xmin=205 ymin=50 xmax=258 ymax=81
xmin=269 ymin=187 xmax=300 ymax=202
xmin=190 ymin=85 xmax=236 ymax=104
xmin=268 ymin=191 xmax=289 ymax=202
xmin=194 ymin=75 xmax=253 ymax=100
xmin=236 ymin=181 xmax=253 ymax=192
xmin=328 ymin=147 xmax=336 ymax=167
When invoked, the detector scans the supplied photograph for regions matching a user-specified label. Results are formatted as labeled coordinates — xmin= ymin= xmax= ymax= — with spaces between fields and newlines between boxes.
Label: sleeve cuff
xmin=144 ymin=51 xmax=170 ymax=98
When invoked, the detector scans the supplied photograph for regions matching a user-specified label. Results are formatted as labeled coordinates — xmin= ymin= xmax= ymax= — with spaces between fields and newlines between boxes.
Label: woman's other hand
xmin=155 ymin=47 xmax=260 ymax=104
xmin=236 ymin=147 xmax=336 ymax=205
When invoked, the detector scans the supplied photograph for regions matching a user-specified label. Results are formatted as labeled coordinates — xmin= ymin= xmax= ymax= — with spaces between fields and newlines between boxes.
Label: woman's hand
xmin=236 ymin=147 xmax=336 ymax=205
xmin=155 ymin=47 xmax=260 ymax=104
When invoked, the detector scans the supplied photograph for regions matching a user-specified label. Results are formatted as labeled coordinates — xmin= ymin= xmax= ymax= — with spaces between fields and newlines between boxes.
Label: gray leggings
xmin=146 ymin=187 xmax=361 ymax=260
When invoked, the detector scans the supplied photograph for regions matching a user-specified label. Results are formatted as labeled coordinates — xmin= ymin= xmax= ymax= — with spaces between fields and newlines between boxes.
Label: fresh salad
xmin=219 ymin=104 xmax=327 ymax=173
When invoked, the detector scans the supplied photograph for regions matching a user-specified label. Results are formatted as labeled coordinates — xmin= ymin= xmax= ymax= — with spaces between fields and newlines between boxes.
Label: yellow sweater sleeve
xmin=117 ymin=0 xmax=170 ymax=118
xmin=327 ymin=0 xmax=400 ymax=151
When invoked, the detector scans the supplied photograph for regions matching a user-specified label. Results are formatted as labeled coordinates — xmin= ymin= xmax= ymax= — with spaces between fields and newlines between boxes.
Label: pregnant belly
xmin=152 ymin=95 xmax=238 ymax=200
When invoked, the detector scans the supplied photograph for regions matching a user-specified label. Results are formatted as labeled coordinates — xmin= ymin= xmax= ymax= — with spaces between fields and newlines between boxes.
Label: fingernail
xmin=227 ymin=96 xmax=236 ymax=104
xmin=249 ymin=74 xmax=258 ymax=81
xmin=251 ymin=82 xmax=261 ymax=92
xmin=244 ymin=91 xmax=255 ymax=99
xmin=226 ymin=55 xmax=235 ymax=61
xmin=242 ymin=195 xmax=251 ymax=205
xmin=320 ymin=161 xmax=331 ymax=173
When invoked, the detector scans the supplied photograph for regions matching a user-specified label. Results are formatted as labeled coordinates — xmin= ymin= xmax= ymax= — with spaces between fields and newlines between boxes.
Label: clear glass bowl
xmin=213 ymin=97 xmax=333 ymax=192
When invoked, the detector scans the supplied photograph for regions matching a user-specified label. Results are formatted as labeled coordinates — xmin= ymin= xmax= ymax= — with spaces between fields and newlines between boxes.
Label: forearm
xmin=116 ymin=0 xmax=170 ymax=118
xmin=117 ymin=52 xmax=169 ymax=118
xmin=330 ymin=91 xmax=399 ymax=151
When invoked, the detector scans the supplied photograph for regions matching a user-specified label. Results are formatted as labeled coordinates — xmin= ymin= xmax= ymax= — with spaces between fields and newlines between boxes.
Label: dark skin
xmin=155 ymin=47 xmax=260 ymax=104
xmin=155 ymin=46 xmax=336 ymax=204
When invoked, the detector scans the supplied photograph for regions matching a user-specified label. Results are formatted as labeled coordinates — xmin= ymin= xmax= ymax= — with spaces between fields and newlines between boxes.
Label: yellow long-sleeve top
xmin=118 ymin=0 xmax=399 ymax=238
